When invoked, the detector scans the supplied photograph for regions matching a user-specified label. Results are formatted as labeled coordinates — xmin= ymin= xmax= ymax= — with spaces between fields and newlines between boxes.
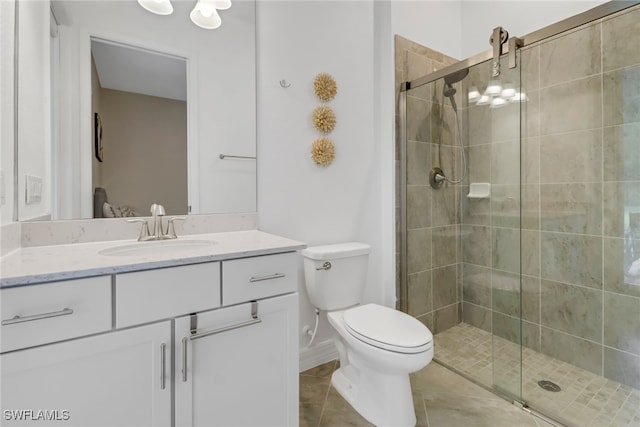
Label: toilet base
xmin=331 ymin=362 xmax=417 ymax=427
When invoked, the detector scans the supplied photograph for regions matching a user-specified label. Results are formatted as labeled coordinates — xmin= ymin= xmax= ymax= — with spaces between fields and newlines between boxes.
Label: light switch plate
xmin=25 ymin=175 xmax=43 ymax=205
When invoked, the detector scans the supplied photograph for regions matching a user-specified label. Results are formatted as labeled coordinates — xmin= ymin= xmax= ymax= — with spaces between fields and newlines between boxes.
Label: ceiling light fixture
xmin=137 ymin=0 xmax=232 ymax=29
xmin=190 ymin=0 xmax=222 ymax=29
xmin=137 ymin=0 xmax=174 ymax=16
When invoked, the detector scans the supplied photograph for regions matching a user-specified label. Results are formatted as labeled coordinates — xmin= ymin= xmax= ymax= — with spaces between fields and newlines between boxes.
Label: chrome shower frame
xmin=400 ymin=1 xmax=640 ymax=93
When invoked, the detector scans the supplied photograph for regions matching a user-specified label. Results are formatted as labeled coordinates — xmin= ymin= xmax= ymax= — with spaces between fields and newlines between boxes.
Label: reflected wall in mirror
xmin=16 ymin=0 xmax=256 ymax=221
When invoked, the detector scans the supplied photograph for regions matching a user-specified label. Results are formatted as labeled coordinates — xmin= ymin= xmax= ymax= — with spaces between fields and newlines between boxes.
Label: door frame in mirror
xmin=60 ymin=28 xmax=199 ymax=219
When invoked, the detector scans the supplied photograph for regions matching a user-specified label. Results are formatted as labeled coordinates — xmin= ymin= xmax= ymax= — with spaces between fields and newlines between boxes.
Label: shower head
xmin=443 ymin=83 xmax=457 ymax=98
xmin=442 ymin=68 xmax=468 ymax=113
xmin=444 ymin=68 xmax=469 ymax=85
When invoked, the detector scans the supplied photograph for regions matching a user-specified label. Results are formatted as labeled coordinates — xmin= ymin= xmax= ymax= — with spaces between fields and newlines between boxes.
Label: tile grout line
xmin=316 ymin=359 xmax=338 ymax=427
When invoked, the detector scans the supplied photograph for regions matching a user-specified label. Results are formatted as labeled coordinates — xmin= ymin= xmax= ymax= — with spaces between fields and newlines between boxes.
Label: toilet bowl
xmin=328 ymin=305 xmax=433 ymax=426
xmin=301 ymin=243 xmax=434 ymax=427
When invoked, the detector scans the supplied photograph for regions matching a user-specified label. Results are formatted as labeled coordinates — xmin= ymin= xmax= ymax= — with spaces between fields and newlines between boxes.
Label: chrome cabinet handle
xmin=1 ymin=308 xmax=74 ymax=325
xmin=181 ymin=337 xmax=188 ymax=382
xmin=189 ymin=301 xmax=261 ymax=341
xmin=160 ymin=343 xmax=166 ymax=390
xmin=189 ymin=318 xmax=262 ymax=341
xmin=249 ymin=273 xmax=285 ymax=283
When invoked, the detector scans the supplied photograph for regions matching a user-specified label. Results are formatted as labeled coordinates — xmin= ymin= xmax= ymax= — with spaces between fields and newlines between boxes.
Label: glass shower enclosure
xmin=399 ymin=3 xmax=640 ymax=426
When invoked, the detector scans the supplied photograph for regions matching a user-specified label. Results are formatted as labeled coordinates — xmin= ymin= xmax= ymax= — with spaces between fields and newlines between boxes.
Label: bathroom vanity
xmin=0 ymin=230 xmax=304 ymax=426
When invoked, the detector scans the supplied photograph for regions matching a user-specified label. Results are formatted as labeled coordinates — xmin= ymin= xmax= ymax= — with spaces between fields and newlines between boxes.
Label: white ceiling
xmin=91 ymin=39 xmax=187 ymax=101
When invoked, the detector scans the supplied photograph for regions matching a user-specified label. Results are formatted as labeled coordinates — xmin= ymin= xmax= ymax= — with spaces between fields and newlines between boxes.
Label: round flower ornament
xmin=312 ymin=105 xmax=336 ymax=134
xmin=311 ymin=137 xmax=336 ymax=167
xmin=313 ymin=73 xmax=338 ymax=102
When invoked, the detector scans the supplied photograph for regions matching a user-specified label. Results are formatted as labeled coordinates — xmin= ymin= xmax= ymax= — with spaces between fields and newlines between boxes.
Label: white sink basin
xmin=99 ymin=239 xmax=217 ymax=257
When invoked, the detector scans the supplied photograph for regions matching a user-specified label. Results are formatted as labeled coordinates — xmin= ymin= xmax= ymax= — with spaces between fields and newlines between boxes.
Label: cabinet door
xmin=175 ymin=293 xmax=298 ymax=427
xmin=1 ymin=322 xmax=171 ymax=427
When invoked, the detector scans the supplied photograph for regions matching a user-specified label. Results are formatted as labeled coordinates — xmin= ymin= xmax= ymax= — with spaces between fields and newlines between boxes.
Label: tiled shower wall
xmin=461 ymin=5 xmax=640 ymax=390
xmin=394 ymin=36 xmax=463 ymax=334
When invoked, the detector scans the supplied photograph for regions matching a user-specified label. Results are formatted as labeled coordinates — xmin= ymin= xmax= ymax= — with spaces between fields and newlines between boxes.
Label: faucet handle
xmin=166 ymin=216 xmax=187 ymax=239
xmin=126 ymin=218 xmax=151 ymax=241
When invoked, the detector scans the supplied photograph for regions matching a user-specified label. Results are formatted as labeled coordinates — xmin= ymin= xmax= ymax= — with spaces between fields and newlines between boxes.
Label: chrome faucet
xmin=127 ymin=204 xmax=186 ymax=241
xmin=150 ymin=203 xmax=166 ymax=240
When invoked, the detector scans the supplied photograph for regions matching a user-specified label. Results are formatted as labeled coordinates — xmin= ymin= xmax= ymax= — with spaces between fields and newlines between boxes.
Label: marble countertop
xmin=0 ymin=230 xmax=306 ymax=288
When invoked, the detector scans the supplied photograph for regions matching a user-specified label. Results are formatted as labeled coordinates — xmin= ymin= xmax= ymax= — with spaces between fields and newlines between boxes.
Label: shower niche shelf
xmin=467 ymin=183 xmax=491 ymax=199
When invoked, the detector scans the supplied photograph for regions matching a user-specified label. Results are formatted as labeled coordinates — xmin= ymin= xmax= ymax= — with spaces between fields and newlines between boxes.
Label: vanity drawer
xmin=222 ymin=252 xmax=297 ymax=305
xmin=115 ymin=262 xmax=221 ymax=328
xmin=1 ymin=276 xmax=112 ymax=353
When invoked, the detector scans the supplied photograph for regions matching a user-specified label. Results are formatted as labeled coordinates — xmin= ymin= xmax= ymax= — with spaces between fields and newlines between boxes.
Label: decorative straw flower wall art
xmin=311 ymin=73 xmax=338 ymax=167
xmin=313 ymin=73 xmax=338 ymax=102
xmin=312 ymin=105 xmax=336 ymax=134
xmin=311 ymin=137 xmax=336 ymax=167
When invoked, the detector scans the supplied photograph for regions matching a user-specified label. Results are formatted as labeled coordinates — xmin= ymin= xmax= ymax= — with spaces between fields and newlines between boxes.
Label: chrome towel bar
xmin=219 ymin=154 xmax=256 ymax=160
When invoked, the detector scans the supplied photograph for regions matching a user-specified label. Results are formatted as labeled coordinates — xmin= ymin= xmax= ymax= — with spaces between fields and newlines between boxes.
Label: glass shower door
xmin=401 ymin=50 xmax=524 ymax=402
xmin=461 ymin=52 xmax=523 ymax=401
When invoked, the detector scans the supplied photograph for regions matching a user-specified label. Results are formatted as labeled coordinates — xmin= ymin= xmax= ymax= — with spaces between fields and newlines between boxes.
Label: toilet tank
xmin=301 ymin=242 xmax=371 ymax=311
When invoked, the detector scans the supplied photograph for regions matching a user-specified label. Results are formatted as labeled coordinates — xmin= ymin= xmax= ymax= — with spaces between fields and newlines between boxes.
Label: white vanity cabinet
xmin=176 ymin=252 xmax=299 ymax=427
xmin=175 ymin=293 xmax=298 ymax=427
xmin=1 ymin=243 xmax=301 ymax=427
xmin=1 ymin=321 xmax=172 ymax=426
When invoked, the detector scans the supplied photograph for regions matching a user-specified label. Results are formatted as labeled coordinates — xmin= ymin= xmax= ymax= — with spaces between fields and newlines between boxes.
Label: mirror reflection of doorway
xmin=90 ymin=38 xmax=188 ymax=218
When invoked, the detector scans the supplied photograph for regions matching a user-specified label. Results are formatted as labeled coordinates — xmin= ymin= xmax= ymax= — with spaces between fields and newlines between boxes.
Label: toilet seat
xmin=343 ymin=304 xmax=433 ymax=354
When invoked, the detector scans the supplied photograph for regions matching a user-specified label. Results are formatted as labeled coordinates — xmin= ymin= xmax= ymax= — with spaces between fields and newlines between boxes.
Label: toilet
xmin=301 ymin=242 xmax=433 ymax=427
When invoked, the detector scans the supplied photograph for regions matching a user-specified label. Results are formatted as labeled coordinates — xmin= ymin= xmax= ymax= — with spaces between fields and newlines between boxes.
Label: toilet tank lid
xmin=301 ymin=242 xmax=371 ymax=260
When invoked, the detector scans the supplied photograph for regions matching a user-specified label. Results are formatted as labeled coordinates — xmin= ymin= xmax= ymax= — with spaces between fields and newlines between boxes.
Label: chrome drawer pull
xmin=1 ymin=308 xmax=74 ymax=325
xmin=249 ymin=273 xmax=285 ymax=283
xmin=181 ymin=337 xmax=188 ymax=382
xmin=189 ymin=301 xmax=261 ymax=341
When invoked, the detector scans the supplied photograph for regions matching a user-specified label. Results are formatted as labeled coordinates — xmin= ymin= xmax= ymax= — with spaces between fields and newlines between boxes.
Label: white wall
xmin=460 ymin=0 xmax=607 ymax=58
xmin=257 ymin=0 xmax=392 ymax=356
xmin=391 ymin=1 xmax=463 ymax=59
xmin=1 ymin=0 xmax=16 ymax=224
xmin=17 ymin=0 xmax=51 ymax=221
xmin=99 ymin=89 xmax=188 ymax=216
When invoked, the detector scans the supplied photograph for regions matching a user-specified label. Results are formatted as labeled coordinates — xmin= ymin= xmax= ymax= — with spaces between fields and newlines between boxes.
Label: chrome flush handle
xmin=316 ymin=262 xmax=332 ymax=271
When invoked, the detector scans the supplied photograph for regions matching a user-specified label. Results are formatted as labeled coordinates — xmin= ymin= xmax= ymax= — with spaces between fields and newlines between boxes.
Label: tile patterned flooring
xmin=434 ymin=323 xmax=640 ymax=427
xmin=300 ymin=359 xmax=550 ymax=427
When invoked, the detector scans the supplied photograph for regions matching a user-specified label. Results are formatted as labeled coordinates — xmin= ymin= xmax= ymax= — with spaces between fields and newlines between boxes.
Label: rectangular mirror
xmin=15 ymin=0 xmax=256 ymax=221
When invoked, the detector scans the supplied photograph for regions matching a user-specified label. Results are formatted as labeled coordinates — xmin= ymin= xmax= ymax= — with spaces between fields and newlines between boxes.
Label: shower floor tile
xmin=434 ymin=323 xmax=640 ymax=427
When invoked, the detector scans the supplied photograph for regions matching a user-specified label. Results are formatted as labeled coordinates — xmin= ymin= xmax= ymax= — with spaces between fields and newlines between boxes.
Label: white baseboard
xmin=299 ymin=339 xmax=338 ymax=373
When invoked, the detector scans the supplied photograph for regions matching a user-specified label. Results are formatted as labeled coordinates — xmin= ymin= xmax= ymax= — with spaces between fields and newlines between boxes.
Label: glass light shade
xmin=137 ymin=0 xmax=173 ymax=15
xmin=468 ymin=86 xmax=481 ymax=103
xmin=485 ymin=80 xmax=503 ymax=96
xmin=476 ymin=95 xmax=491 ymax=106
xmin=501 ymin=85 xmax=516 ymax=99
xmin=511 ymin=91 xmax=527 ymax=102
xmin=209 ymin=0 xmax=232 ymax=10
xmin=490 ymin=96 xmax=508 ymax=108
xmin=190 ymin=1 xmax=222 ymax=29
